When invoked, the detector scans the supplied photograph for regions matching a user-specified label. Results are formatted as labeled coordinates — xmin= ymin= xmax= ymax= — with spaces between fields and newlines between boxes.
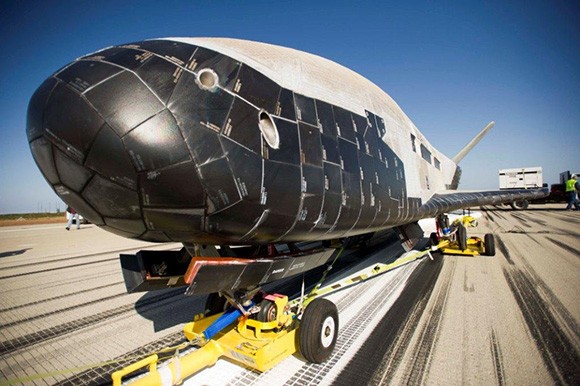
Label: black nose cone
xmin=26 ymin=41 xmax=207 ymax=241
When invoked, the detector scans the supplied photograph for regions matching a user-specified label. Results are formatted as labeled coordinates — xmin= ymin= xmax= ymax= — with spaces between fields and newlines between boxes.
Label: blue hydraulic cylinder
xmin=203 ymin=302 xmax=254 ymax=340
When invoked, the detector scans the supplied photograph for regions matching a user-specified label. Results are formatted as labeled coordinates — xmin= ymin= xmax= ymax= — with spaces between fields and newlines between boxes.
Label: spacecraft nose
xmin=26 ymin=50 xmax=206 ymax=240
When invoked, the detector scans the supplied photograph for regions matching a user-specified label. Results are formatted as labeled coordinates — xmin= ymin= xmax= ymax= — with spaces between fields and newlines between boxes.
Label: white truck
xmin=498 ymin=167 xmax=543 ymax=209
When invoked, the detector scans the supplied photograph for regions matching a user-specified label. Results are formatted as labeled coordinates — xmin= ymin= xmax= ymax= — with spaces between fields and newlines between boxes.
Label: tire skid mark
xmin=510 ymin=213 xmax=532 ymax=228
xmin=545 ymin=237 xmax=580 ymax=258
xmin=333 ymin=258 xmax=444 ymax=386
xmin=399 ymin=259 xmax=455 ymax=386
xmin=0 ymin=281 xmax=124 ymax=313
xmin=490 ymin=327 xmax=506 ymax=386
xmin=279 ymin=262 xmax=418 ymax=386
xmin=0 ymin=288 xmax=184 ymax=356
xmin=492 ymin=210 xmax=507 ymax=220
xmin=484 ymin=210 xmax=496 ymax=223
xmin=516 ymin=252 xmax=580 ymax=345
xmin=503 ymin=266 xmax=580 ymax=385
xmin=519 ymin=213 xmax=547 ymax=226
xmin=495 ymin=236 xmax=515 ymax=265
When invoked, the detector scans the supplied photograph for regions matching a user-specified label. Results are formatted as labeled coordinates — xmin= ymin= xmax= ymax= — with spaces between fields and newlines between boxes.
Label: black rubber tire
xmin=484 ymin=234 xmax=496 ymax=256
xmin=519 ymin=200 xmax=529 ymax=210
xmin=457 ymin=224 xmax=467 ymax=251
xmin=205 ymin=293 xmax=227 ymax=316
xmin=299 ymin=298 xmax=339 ymax=363
xmin=257 ymin=299 xmax=277 ymax=322
xmin=430 ymin=232 xmax=439 ymax=246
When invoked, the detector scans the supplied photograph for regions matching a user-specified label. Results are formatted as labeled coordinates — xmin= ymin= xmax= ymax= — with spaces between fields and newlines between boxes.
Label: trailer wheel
xmin=299 ymin=298 xmax=338 ymax=363
xmin=257 ymin=299 xmax=277 ymax=322
xmin=205 ymin=293 xmax=227 ymax=316
xmin=457 ymin=224 xmax=467 ymax=250
xmin=484 ymin=234 xmax=496 ymax=256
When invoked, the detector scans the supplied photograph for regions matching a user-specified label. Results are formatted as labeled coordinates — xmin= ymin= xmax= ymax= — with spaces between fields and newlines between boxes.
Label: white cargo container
xmin=499 ymin=167 xmax=543 ymax=190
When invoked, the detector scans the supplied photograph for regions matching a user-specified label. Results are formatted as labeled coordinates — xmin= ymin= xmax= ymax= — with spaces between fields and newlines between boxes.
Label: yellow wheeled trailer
xmin=111 ymin=293 xmax=338 ymax=386
xmin=431 ymin=214 xmax=496 ymax=256
xmin=111 ymin=245 xmax=434 ymax=385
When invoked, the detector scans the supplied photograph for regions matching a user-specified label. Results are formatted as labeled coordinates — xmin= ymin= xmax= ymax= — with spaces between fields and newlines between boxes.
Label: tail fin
xmin=452 ymin=121 xmax=495 ymax=164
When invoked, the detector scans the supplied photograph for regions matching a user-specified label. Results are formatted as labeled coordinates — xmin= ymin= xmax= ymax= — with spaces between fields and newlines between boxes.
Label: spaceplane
xmin=27 ymin=37 xmax=546 ymax=296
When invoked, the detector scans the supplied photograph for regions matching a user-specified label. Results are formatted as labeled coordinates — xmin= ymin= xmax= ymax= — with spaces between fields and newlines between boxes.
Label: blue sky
xmin=0 ymin=0 xmax=578 ymax=213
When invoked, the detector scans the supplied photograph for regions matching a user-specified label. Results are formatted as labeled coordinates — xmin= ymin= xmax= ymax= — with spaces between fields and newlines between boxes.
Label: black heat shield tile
xmin=363 ymin=122 xmax=381 ymax=158
xmin=206 ymin=201 xmax=264 ymax=241
xmin=277 ymin=88 xmax=296 ymax=121
xmin=299 ymin=122 xmax=323 ymax=167
xmin=352 ymin=113 xmax=370 ymax=135
xmin=243 ymin=211 xmax=298 ymax=243
xmin=221 ymin=137 xmax=263 ymax=201
xmin=104 ymin=217 xmax=146 ymax=235
xmin=53 ymin=184 xmax=104 ymax=226
xmin=263 ymin=160 xmax=301 ymax=217
xmin=55 ymin=60 xmax=123 ymax=94
xmin=291 ymin=163 xmax=324 ymax=235
xmin=27 ymin=77 xmax=58 ymax=142
xmin=82 ymin=175 xmax=141 ymax=219
xmin=235 ymin=65 xmax=280 ymax=114
xmin=224 ymin=98 xmax=262 ymax=154
xmin=29 ymin=137 xmax=60 ymax=185
xmin=333 ymin=106 xmax=356 ymax=142
xmin=181 ymin=125 xmax=225 ymax=166
xmin=335 ymin=171 xmax=362 ymax=229
xmin=143 ymin=208 xmax=204 ymax=232
xmin=321 ymin=134 xmax=340 ymax=165
xmin=44 ymin=82 xmax=104 ymax=161
xmin=267 ymin=118 xmax=300 ymax=165
xmin=367 ymin=111 xmax=386 ymax=137
xmin=197 ymin=157 xmax=240 ymax=212
xmin=136 ymin=55 xmax=180 ymax=104
xmin=85 ymin=71 xmax=164 ymax=137
xmin=358 ymin=181 xmax=377 ymax=228
xmin=54 ymin=149 xmax=93 ymax=193
xmin=140 ymin=160 xmax=204 ymax=208
xmin=92 ymin=47 xmax=149 ymax=71
xmin=168 ymin=70 xmax=234 ymax=135
xmin=123 ymin=110 xmax=191 ymax=172
xmin=338 ymin=138 xmax=360 ymax=174
xmin=184 ymin=249 xmax=335 ymax=295
xmin=191 ymin=47 xmax=241 ymax=91
xmin=134 ymin=40 xmax=197 ymax=65
xmin=316 ymin=100 xmax=337 ymax=137
xmin=294 ymin=94 xmax=318 ymax=126
xmin=84 ymin=124 xmax=137 ymax=190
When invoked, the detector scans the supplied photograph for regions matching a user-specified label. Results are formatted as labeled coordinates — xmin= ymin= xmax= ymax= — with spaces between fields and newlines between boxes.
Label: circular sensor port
xmin=196 ymin=68 xmax=219 ymax=91
xmin=258 ymin=110 xmax=279 ymax=149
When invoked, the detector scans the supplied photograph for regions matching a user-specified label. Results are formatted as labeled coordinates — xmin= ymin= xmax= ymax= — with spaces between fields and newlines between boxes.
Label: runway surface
xmin=0 ymin=204 xmax=578 ymax=385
